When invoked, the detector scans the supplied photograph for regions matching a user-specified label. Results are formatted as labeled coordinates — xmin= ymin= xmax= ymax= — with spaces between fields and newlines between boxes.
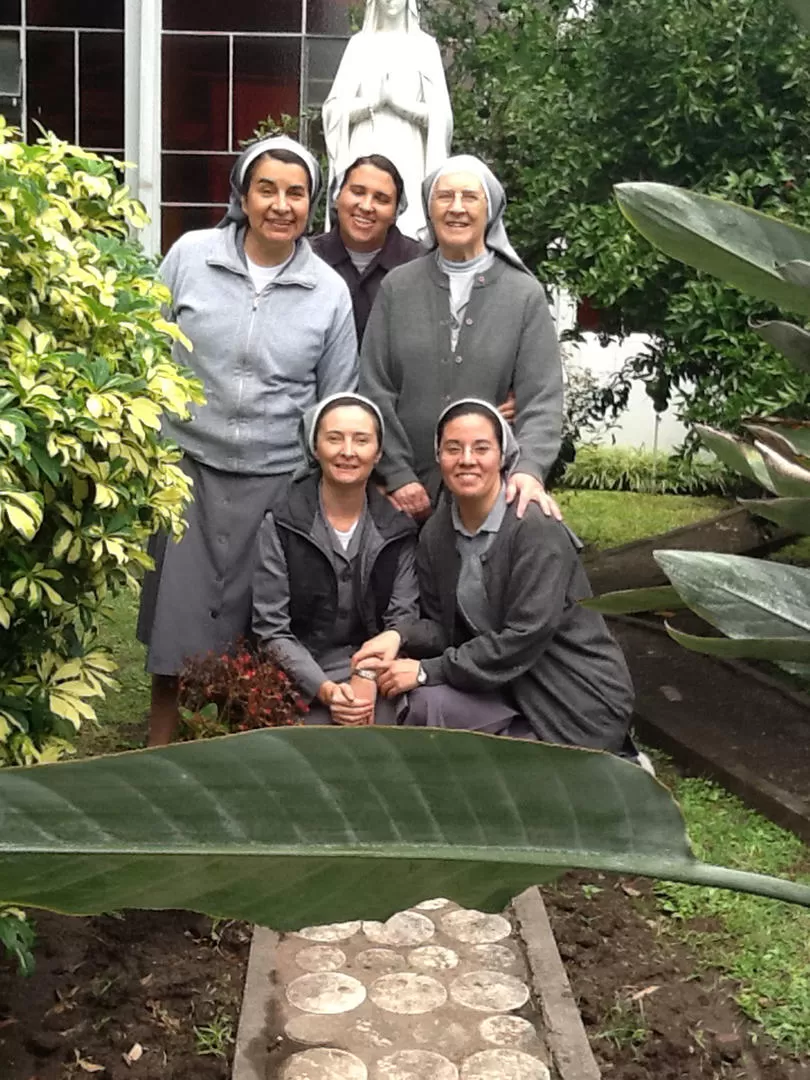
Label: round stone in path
xmin=297 ymin=921 xmax=362 ymax=943
xmin=460 ymin=1050 xmax=550 ymax=1080
xmin=469 ymin=944 xmax=520 ymax=971
xmin=355 ymin=948 xmax=407 ymax=973
xmin=414 ymin=897 xmax=450 ymax=911
xmin=450 ymin=971 xmax=530 ymax=1013
xmin=480 ymin=1015 xmax=538 ymax=1048
xmin=284 ymin=1014 xmax=344 ymax=1047
xmin=369 ymin=972 xmax=448 ymax=1014
xmin=375 ymin=1049 xmax=459 ymax=1079
xmin=287 ymin=972 xmax=367 ymax=1015
xmin=408 ymin=945 xmax=459 ymax=972
xmin=441 ymin=910 xmax=512 ymax=945
xmin=283 ymin=1047 xmax=368 ymax=1079
xmin=363 ymin=911 xmax=436 ymax=947
xmin=295 ymin=946 xmax=347 ymax=973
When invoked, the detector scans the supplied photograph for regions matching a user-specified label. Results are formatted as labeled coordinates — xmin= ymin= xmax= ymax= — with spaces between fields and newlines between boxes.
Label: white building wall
xmin=553 ymin=291 xmax=690 ymax=451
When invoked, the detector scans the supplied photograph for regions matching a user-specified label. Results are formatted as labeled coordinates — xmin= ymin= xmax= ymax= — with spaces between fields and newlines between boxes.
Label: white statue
xmin=322 ymin=0 xmax=453 ymax=239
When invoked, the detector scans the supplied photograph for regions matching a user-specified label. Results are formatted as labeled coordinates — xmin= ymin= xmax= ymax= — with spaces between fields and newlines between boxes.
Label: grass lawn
xmin=555 ymin=489 xmax=729 ymax=549
xmin=652 ymin=754 xmax=810 ymax=1051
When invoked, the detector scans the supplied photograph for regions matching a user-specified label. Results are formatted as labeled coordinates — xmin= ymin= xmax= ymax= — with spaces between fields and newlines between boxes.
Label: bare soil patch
xmin=545 ymin=872 xmax=810 ymax=1080
xmin=0 ymin=910 xmax=250 ymax=1080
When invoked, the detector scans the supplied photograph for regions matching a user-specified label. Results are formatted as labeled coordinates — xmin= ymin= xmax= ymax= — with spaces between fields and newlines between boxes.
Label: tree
xmin=424 ymin=0 xmax=810 ymax=433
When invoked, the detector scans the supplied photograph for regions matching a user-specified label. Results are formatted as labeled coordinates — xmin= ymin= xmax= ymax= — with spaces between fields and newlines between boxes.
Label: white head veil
xmin=362 ymin=0 xmax=420 ymax=33
xmin=420 ymin=154 xmax=529 ymax=274
xmin=219 ymin=135 xmax=322 ymax=229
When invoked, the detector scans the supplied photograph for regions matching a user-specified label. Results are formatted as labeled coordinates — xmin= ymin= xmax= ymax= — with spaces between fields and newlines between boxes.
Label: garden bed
xmin=545 ymin=872 xmax=810 ymax=1080
xmin=0 ymin=910 xmax=250 ymax=1079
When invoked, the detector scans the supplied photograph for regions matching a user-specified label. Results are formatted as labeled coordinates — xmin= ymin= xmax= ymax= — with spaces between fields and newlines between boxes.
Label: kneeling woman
xmin=355 ymin=398 xmax=634 ymax=751
xmin=252 ymin=393 xmax=418 ymax=725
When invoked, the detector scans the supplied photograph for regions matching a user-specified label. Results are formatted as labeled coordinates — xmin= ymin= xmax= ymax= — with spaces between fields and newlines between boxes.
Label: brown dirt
xmin=545 ymin=871 xmax=810 ymax=1080
xmin=0 ymin=910 xmax=250 ymax=1080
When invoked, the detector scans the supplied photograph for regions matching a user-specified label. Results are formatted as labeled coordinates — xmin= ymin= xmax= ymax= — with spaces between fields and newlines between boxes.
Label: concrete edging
xmin=232 ymin=925 xmax=278 ymax=1080
xmin=513 ymin=886 xmax=601 ymax=1080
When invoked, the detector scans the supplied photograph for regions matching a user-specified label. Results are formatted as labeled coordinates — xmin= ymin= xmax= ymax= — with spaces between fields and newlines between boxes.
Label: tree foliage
xmin=424 ymin=0 xmax=810 ymax=431
xmin=0 ymin=123 xmax=203 ymax=766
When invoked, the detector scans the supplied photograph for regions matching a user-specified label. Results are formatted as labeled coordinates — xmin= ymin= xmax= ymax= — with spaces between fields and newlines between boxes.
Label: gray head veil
xmin=420 ymin=155 xmax=529 ymax=274
xmin=296 ymin=392 xmax=386 ymax=476
xmin=434 ymin=397 xmax=520 ymax=476
xmin=218 ymin=135 xmax=322 ymax=229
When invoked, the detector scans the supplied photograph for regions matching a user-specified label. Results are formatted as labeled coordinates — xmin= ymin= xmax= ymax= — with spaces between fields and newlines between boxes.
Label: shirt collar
xmin=451 ymin=485 xmax=507 ymax=539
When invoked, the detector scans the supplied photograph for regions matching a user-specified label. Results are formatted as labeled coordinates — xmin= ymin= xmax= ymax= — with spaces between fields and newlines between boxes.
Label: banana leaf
xmin=666 ymin=623 xmax=810 ymax=663
xmin=581 ymin=585 xmax=685 ymax=615
xmin=1 ymin=727 xmax=809 ymax=922
xmin=614 ymin=182 xmax=810 ymax=316
xmin=740 ymin=496 xmax=810 ymax=535
xmin=694 ymin=424 xmax=774 ymax=491
xmin=751 ymin=320 xmax=810 ymax=373
xmin=655 ymin=550 xmax=810 ymax=652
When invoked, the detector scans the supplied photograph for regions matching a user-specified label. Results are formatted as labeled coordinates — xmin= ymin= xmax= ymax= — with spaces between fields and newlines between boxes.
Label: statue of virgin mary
xmin=322 ymin=0 xmax=453 ymax=239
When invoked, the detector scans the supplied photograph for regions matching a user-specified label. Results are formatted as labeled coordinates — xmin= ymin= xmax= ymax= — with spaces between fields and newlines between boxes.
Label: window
xmin=163 ymin=0 xmax=302 ymax=34
xmin=0 ymin=1 xmax=21 ymax=23
xmin=27 ymin=0 xmax=123 ymax=29
xmin=80 ymin=33 xmax=124 ymax=149
xmin=0 ymin=29 xmax=21 ymax=127
xmin=163 ymin=35 xmax=229 ymax=152
xmin=233 ymin=37 xmax=300 ymax=145
xmin=26 ymin=30 xmax=73 ymax=141
xmin=306 ymin=0 xmax=352 ymax=34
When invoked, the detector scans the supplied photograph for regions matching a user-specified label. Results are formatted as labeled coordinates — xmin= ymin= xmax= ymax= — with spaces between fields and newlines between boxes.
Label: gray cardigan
xmin=399 ymin=500 xmax=634 ymax=752
xmin=359 ymin=253 xmax=563 ymax=493
xmin=160 ymin=224 xmax=358 ymax=476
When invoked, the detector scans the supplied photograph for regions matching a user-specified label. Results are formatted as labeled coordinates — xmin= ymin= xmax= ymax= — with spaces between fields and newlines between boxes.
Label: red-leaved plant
xmin=177 ymin=641 xmax=307 ymax=739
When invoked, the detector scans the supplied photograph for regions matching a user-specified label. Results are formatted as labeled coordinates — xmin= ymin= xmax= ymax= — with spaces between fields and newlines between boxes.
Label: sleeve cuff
xmin=420 ymin=657 xmax=445 ymax=685
xmin=384 ymin=467 xmax=420 ymax=493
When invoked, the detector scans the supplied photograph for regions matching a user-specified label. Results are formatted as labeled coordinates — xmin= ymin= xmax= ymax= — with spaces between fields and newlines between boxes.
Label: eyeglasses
xmin=440 ymin=441 xmax=497 ymax=458
xmin=432 ymin=190 xmax=485 ymax=208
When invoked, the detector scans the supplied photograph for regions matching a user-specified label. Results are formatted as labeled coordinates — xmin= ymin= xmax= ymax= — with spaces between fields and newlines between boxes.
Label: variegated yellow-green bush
xmin=0 ymin=121 xmax=203 ymax=766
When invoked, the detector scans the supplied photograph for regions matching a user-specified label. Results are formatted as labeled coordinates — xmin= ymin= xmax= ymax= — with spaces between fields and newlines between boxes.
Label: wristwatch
xmin=416 ymin=663 xmax=428 ymax=686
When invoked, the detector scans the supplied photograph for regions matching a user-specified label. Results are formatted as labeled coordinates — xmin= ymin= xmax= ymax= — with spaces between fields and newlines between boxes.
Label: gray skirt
xmin=137 ymin=457 xmax=290 ymax=676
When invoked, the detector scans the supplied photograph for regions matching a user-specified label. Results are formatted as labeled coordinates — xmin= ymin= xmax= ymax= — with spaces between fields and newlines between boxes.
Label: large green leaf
xmin=1 ymin=728 xmax=808 ymax=920
xmin=744 ymin=420 xmax=810 ymax=460
xmin=755 ymin=440 xmax=810 ymax=496
xmin=740 ymin=496 xmax=810 ymax=534
xmin=752 ymin=320 xmax=810 ymax=373
xmin=666 ymin=623 xmax=810 ymax=663
xmin=655 ymin=550 xmax=810 ymax=641
xmin=581 ymin=585 xmax=685 ymax=615
xmin=694 ymin=424 xmax=774 ymax=490
xmin=614 ymin=182 xmax=810 ymax=316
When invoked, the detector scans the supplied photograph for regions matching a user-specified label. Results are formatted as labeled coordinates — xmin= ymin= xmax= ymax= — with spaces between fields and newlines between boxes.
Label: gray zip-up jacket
xmin=160 ymin=224 xmax=358 ymax=475
xmin=399 ymin=500 xmax=634 ymax=752
xmin=359 ymin=253 xmax=563 ymax=494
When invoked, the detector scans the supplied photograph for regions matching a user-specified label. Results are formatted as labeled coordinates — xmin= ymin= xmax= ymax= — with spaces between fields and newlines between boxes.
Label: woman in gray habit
xmin=353 ymin=398 xmax=637 ymax=756
xmin=137 ymin=136 xmax=357 ymax=745
xmin=252 ymin=393 xmax=418 ymax=726
xmin=360 ymin=154 xmax=563 ymax=522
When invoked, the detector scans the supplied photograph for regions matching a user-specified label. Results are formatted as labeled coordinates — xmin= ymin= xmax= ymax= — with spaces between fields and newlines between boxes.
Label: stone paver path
xmin=273 ymin=899 xmax=552 ymax=1079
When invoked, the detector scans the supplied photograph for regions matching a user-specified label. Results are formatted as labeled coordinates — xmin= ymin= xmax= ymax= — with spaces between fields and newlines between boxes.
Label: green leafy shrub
xmin=0 ymin=121 xmax=203 ymax=766
xmin=560 ymin=444 xmax=739 ymax=496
